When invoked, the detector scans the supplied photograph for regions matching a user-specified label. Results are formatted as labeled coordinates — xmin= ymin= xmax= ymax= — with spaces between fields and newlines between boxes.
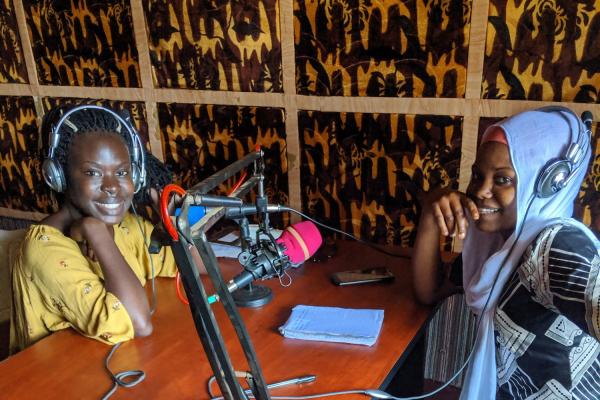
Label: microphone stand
xmin=230 ymin=217 xmax=274 ymax=307
xmin=167 ymin=149 xmax=271 ymax=400
xmin=230 ymin=158 xmax=286 ymax=307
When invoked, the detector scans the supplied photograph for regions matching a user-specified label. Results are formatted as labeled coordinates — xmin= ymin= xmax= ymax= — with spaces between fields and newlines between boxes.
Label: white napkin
xmin=279 ymin=305 xmax=384 ymax=346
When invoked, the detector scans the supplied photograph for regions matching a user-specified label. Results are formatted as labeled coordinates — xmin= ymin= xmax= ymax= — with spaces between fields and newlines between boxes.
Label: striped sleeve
xmin=547 ymin=225 xmax=600 ymax=339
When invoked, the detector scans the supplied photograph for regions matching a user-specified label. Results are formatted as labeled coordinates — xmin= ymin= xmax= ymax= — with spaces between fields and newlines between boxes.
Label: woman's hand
xmin=412 ymin=187 xmax=476 ymax=305
xmin=422 ymin=188 xmax=479 ymax=240
xmin=69 ymin=217 xmax=114 ymax=262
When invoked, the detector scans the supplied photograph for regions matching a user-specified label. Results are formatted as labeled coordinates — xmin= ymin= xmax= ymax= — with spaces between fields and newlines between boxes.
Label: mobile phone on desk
xmin=330 ymin=267 xmax=394 ymax=286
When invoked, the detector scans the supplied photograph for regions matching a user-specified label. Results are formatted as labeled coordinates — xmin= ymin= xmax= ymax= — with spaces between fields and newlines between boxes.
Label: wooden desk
xmin=0 ymin=241 xmax=432 ymax=399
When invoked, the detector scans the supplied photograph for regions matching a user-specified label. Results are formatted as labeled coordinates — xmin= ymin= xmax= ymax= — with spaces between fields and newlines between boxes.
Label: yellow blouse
xmin=9 ymin=213 xmax=176 ymax=354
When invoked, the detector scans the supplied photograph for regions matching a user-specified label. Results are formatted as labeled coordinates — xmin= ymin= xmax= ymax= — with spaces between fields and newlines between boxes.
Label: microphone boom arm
xmin=166 ymin=150 xmax=273 ymax=400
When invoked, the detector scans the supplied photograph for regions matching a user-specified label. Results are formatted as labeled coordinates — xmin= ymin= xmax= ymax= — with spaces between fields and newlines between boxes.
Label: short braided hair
xmin=133 ymin=151 xmax=174 ymax=206
xmin=41 ymin=106 xmax=134 ymax=180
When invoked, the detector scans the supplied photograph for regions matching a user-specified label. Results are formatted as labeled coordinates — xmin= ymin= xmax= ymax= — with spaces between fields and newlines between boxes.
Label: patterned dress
xmin=494 ymin=224 xmax=600 ymax=399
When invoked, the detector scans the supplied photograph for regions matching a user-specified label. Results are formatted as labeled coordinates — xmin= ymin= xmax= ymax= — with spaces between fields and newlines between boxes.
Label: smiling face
xmin=467 ymin=137 xmax=517 ymax=236
xmin=65 ymin=132 xmax=134 ymax=225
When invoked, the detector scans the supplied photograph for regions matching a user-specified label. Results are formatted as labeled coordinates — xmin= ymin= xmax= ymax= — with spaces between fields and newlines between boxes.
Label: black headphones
xmin=42 ymin=104 xmax=147 ymax=194
xmin=533 ymin=106 xmax=591 ymax=198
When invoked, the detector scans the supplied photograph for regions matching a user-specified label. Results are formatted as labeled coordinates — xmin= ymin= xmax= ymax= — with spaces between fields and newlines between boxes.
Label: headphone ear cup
xmin=535 ymin=159 xmax=572 ymax=198
xmin=131 ymin=161 xmax=147 ymax=194
xmin=42 ymin=158 xmax=66 ymax=193
xmin=131 ymin=162 xmax=141 ymax=193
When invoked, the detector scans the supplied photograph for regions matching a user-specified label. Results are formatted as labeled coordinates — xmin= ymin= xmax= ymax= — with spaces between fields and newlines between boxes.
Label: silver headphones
xmin=42 ymin=104 xmax=147 ymax=194
xmin=534 ymin=106 xmax=591 ymax=198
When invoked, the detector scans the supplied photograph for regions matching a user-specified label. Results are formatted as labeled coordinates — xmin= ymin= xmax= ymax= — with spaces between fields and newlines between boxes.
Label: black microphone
xmin=175 ymin=204 xmax=288 ymax=224
xmin=581 ymin=111 xmax=593 ymax=132
xmin=188 ymin=193 xmax=244 ymax=207
xmin=225 ymin=204 xmax=287 ymax=219
xmin=226 ymin=238 xmax=288 ymax=292
xmin=226 ymin=220 xmax=322 ymax=292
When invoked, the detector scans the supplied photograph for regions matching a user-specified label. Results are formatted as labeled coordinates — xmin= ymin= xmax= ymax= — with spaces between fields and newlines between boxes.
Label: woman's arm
xmin=72 ymin=217 xmax=153 ymax=337
xmin=542 ymin=224 xmax=600 ymax=339
xmin=411 ymin=188 xmax=478 ymax=305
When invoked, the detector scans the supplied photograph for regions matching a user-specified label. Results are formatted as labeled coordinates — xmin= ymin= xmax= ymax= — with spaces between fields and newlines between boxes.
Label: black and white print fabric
xmin=495 ymin=223 xmax=600 ymax=400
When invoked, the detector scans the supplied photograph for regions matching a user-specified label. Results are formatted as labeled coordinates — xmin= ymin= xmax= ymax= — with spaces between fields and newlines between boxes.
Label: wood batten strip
xmin=453 ymin=115 xmax=480 ymax=253
xmin=12 ymin=0 xmax=46 ymax=127
xmin=455 ymin=0 xmax=489 ymax=252
xmin=296 ymin=96 xmax=600 ymax=119
xmin=152 ymin=89 xmax=285 ymax=108
xmin=13 ymin=0 xmax=38 ymax=91
xmin=130 ymin=0 xmax=162 ymax=161
xmin=0 ymin=207 xmax=46 ymax=222
xmin=465 ymin=0 xmax=489 ymax=100
xmin=0 ymin=83 xmax=34 ymax=96
xmin=459 ymin=116 xmax=480 ymax=192
xmin=296 ymin=95 xmax=468 ymax=116
xmin=3 ymin=86 xmax=598 ymax=121
xmin=481 ymin=100 xmax=600 ymax=120
xmin=280 ymin=0 xmax=302 ymax=220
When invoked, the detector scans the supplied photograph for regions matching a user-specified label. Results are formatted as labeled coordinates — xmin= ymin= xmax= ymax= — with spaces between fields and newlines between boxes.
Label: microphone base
xmin=232 ymin=284 xmax=273 ymax=308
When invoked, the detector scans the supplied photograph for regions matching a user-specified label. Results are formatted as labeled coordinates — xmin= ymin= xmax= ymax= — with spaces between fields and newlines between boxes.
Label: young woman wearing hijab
xmin=412 ymin=107 xmax=599 ymax=399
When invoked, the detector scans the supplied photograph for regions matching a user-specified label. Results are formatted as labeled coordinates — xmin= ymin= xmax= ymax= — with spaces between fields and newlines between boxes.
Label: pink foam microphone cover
xmin=276 ymin=221 xmax=323 ymax=264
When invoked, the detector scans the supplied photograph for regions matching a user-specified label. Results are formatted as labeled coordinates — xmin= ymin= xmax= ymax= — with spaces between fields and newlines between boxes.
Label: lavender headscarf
xmin=459 ymin=108 xmax=596 ymax=399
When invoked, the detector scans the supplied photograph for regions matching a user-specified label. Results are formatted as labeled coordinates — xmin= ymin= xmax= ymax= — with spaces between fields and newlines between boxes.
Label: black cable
xmin=100 ymin=342 xmax=146 ymax=400
xmin=282 ymin=207 xmax=410 ymax=259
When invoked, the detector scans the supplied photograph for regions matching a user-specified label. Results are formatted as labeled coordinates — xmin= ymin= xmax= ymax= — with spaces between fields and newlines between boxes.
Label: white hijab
xmin=459 ymin=108 xmax=595 ymax=399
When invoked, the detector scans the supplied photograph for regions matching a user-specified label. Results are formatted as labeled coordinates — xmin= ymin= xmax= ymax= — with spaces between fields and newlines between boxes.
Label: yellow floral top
xmin=9 ymin=213 xmax=176 ymax=354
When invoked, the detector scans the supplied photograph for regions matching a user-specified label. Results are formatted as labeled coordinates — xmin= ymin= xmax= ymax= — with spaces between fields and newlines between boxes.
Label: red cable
xmin=229 ymin=170 xmax=247 ymax=195
xmin=160 ymin=184 xmax=186 ymax=241
xmin=159 ymin=183 xmax=192 ymax=305
xmin=176 ymin=269 xmax=189 ymax=305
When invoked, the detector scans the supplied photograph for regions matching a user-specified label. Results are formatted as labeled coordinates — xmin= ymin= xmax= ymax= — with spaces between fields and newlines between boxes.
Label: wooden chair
xmin=0 ymin=229 xmax=26 ymax=360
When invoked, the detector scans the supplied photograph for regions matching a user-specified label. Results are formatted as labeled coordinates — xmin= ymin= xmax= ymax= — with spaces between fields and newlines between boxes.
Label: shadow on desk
xmin=384 ymin=323 xmax=460 ymax=400
xmin=0 ymin=320 xmax=8 ymax=361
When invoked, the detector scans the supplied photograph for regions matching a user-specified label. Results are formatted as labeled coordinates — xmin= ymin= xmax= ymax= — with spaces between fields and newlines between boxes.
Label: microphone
xmin=175 ymin=204 xmax=288 ymax=224
xmin=227 ymin=221 xmax=323 ymax=292
xmin=188 ymin=193 xmax=244 ymax=207
xmin=275 ymin=220 xmax=323 ymax=265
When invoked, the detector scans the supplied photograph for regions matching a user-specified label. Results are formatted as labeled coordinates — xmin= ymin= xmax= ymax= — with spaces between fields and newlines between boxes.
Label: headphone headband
xmin=42 ymin=104 xmax=147 ymax=193
xmin=533 ymin=106 xmax=591 ymax=198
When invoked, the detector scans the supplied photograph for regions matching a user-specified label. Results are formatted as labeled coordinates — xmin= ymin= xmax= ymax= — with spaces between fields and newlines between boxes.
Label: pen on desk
xmin=243 ymin=375 xmax=317 ymax=395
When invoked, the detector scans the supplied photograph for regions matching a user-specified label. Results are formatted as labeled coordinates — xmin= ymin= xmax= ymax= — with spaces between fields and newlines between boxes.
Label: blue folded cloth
xmin=278 ymin=305 xmax=384 ymax=346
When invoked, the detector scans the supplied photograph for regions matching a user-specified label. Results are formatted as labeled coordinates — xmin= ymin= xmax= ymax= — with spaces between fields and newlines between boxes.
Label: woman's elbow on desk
xmin=134 ymin=319 xmax=154 ymax=338
xmin=413 ymin=279 xmax=459 ymax=306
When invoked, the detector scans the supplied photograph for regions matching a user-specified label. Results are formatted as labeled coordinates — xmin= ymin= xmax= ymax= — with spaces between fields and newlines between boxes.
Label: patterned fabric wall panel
xmin=157 ymin=103 xmax=288 ymax=224
xmin=0 ymin=1 xmax=28 ymax=83
xmin=23 ymin=0 xmax=141 ymax=87
xmin=0 ymin=96 xmax=49 ymax=211
xmin=482 ymin=0 xmax=600 ymax=102
xmin=294 ymin=0 xmax=471 ymax=97
xmin=478 ymin=117 xmax=599 ymax=237
xmin=299 ymin=111 xmax=462 ymax=247
xmin=145 ymin=0 xmax=282 ymax=92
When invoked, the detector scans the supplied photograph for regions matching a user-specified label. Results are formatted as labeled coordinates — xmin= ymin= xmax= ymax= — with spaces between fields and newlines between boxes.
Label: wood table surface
xmin=0 ymin=240 xmax=432 ymax=399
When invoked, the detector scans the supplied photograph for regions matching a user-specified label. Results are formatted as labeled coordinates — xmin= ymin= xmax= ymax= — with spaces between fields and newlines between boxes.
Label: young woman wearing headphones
xmin=9 ymin=105 xmax=177 ymax=354
xmin=412 ymin=107 xmax=599 ymax=399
